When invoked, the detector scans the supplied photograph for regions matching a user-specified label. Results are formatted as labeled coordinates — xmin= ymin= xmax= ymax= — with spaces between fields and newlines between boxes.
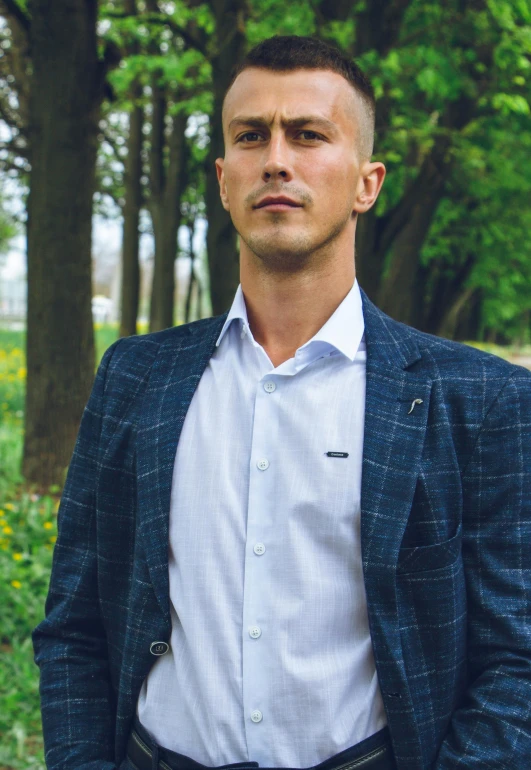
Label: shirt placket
xmin=241 ymin=368 xmax=280 ymax=760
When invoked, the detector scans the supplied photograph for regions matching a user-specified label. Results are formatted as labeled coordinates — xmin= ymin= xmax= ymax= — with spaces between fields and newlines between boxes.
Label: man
xmin=33 ymin=34 xmax=531 ymax=770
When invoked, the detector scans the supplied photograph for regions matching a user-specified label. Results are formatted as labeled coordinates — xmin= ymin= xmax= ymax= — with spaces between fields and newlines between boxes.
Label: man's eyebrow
xmin=228 ymin=115 xmax=339 ymax=135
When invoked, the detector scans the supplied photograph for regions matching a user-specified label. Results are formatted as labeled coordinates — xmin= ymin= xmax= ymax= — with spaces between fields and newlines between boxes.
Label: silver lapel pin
xmin=408 ymin=398 xmax=424 ymax=415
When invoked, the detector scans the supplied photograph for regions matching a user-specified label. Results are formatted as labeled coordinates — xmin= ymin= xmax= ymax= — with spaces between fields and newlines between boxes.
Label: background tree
xmin=1 ymin=0 xmax=121 ymax=488
xmin=119 ymin=0 xmax=143 ymax=337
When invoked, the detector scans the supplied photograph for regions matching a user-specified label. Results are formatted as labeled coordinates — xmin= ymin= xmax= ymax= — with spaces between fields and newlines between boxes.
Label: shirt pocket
xmin=396 ymin=523 xmax=462 ymax=574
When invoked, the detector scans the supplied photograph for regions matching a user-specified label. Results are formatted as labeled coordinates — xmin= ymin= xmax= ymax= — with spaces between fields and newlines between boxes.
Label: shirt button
xmin=251 ymin=710 xmax=263 ymax=723
xmin=249 ymin=626 xmax=262 ymax=639
xmin=263 ymin=381 xmax=276 ymax=393
xmin=254 ymin=543 xmax=266 ymax=555
xmin=257 ymin=458 xmax=269 ymax=471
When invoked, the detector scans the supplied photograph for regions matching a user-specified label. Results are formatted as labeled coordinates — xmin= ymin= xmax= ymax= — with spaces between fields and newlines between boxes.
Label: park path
xmin=508 ymin=355 xmax=531 ymax=370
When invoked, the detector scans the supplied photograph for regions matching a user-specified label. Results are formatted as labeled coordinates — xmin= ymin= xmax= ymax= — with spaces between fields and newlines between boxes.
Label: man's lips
xmin=254 ymin=197 xmax=303 ymax=211
xmin=257 ymin=202 xmax=302 ymax=211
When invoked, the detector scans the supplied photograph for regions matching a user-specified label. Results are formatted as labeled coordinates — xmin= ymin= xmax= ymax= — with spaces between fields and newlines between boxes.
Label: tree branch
xmin=0 ymin=94 xmax=24 ymax=132
xmin=0 ymin=138 xmax=29 ymax=157
xmin=0 ymin=155 xmax=29 ymax=174
xmin=99 ymin=128 xmax=126 ymax=168
xmin=103 ymin=10 xmax=209 ymax=58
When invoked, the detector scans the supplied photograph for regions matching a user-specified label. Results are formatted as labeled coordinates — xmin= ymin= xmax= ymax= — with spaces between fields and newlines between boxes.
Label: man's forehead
xmin=223 ymin=68 xmax=355 ymax=128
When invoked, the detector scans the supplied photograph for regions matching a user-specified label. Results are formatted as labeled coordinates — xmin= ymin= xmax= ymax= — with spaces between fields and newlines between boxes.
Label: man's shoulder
xmin=363 ymin=289 xmax=531 ymax=388
xmin=101 ymin=314 xmax=226 ymax=375
xmin=404 ymin=322 xmax=531 ymax=384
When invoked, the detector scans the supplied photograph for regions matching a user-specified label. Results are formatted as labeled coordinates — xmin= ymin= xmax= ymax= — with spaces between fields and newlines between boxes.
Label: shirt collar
xmin=215 ymin=279 xmax=365 ymax=365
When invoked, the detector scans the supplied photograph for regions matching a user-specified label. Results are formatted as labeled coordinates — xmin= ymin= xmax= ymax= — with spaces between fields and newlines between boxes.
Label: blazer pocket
xmin=397 ymin=523 xmax=462 ymax=574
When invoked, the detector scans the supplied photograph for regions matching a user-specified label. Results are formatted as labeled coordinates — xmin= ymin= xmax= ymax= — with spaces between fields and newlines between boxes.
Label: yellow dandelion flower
xmin=3 ymin=526 xmax=13 ymax=535
xmin=5 ymin=503 xmax=14 ymax=510
xmin=49 ymin=535 xmax=57 ymax=543
xmin=18 ymin=367 xmax=27 ymax=379
xmin=12 ymin=552 xmax=23 ymax=561
xmin=11 ymin=580 xmax=22 ymax=589
xmin=44 ymin=521 xmax=53 ymax=530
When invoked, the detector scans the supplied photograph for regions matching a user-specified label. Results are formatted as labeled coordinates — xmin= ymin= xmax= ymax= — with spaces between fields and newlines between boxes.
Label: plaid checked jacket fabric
xmin=32 ymin=290 xmax=531 ymax=770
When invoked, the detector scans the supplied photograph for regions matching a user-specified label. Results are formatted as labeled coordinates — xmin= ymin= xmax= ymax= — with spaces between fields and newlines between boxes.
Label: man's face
xmin=215 ymin=67 xmax=377 ymax=272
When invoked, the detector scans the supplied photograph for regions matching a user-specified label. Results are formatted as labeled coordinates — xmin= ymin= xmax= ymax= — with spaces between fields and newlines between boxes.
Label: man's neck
xmin=240 ymin=267 xmax=356 ymax=367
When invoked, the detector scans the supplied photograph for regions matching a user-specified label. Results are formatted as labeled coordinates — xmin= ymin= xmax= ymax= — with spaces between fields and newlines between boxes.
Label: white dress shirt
xmin=137 ymin=279 xmax=386 ymax=767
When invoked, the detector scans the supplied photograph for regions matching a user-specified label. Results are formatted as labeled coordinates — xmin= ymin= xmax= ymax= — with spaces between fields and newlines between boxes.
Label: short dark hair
xmin=222 ymin=35 xmax=376 ymax=158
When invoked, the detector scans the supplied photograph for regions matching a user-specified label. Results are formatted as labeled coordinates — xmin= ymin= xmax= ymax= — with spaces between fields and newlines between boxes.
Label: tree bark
xmin=148 ymin=105 xmax=188 ymax=332
xmin=23 ymin=0 xmax=103 ymax=488
xmin=119 ymin=0 xmax=143 ymax=337
xmin=185 ymin=219 xmax=196 ymax=323
xmin=120 ymin=83 xmax=143 ymax=337
xmin=205 ymin=0 xmax=248 ymax=316
xmin=377 ymin=136 xmax=452 ymax=324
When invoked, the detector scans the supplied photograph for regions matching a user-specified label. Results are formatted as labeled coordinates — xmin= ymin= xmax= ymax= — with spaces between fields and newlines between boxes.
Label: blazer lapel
xmin=136 ymin=315 xmax=228 ymax=623
xmin=360 ymin=291 xmax=432 ymax=766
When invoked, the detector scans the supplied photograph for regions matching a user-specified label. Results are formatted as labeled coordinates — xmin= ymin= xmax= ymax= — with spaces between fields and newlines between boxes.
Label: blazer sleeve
xmin=434 ymin=369 xmax=531 ymax=768
xmin=32 ymin=339 xmax=123 ymax=770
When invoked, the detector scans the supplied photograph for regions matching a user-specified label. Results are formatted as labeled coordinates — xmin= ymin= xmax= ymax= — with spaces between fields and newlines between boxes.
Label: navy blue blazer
xmin=32 ymin=291 xmax=531 ymax=770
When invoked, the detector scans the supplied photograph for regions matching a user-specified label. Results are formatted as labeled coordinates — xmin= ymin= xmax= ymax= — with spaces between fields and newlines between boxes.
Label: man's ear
xmin=215 ymin=158 xmax=230 ymax=212
xmin=353 ymin=161 xmax=386 ymax=214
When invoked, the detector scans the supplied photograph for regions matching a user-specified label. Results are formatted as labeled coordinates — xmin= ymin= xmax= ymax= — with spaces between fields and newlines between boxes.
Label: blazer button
xmin=150 ymin=641 xmax=170 ymax=656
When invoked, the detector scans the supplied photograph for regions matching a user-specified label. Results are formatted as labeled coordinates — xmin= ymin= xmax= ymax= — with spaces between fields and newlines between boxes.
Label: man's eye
xmin=237 ymin=132 xmax=262 ymax=142
xmin=236 ymin=131 xmax=323 ymax=143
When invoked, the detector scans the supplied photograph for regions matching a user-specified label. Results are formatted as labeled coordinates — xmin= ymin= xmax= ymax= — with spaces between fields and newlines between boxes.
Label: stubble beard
xmin=239 ymin=213 xmax=350 ymax=275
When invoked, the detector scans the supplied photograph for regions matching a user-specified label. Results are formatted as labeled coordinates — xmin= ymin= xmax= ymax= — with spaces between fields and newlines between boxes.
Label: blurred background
xmin=0 ymin=0 xmax=531 ymax=767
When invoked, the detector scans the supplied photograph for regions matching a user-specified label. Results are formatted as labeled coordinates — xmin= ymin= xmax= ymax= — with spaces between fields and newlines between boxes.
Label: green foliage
xmin=246 ymin=0 xmax=316 ymax=42
xmin=0 ymin=189 xmax=20 ymax=261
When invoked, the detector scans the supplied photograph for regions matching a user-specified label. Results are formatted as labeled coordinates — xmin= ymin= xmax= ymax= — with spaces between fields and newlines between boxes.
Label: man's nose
xmin=262 ymin=135 xmax=292 ymax=181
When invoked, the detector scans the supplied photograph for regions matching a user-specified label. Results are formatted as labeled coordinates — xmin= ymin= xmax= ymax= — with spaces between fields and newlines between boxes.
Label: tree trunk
xmin=148 ymin=67 xmax=165 ymax=330
xmin=377 ymin=165 xmax=449 ymax=326
xmin=453 ymin=288 xmax=482 ymax=341
xmin=120 ymin=0 xmax=142 ymax=338
xmin=185 ymin=219 xmax=196 ymax=323
xmin=23 ymin=0 xmax=101 ymax=488
xmin=185 ymin=266 xmax=196 ymax=324
xmin=149 ymin=108 xmax=188 ymax=331
xmin=355 ymin=208 xmax=383 ymax=302
xmin=120 ymin=82 xmax=143 ymax=337
xmin=205 ymin=0 xmax=248 ymax=316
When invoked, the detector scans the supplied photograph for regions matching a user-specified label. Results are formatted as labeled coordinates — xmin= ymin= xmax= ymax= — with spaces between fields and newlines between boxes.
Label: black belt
xmin=126 ymin=720 xmax=396 ymax=770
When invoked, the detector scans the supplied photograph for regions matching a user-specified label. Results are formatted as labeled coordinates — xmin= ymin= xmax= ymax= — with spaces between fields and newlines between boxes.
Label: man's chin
xmin=244 ymin=232 xmax=314 ymax=260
